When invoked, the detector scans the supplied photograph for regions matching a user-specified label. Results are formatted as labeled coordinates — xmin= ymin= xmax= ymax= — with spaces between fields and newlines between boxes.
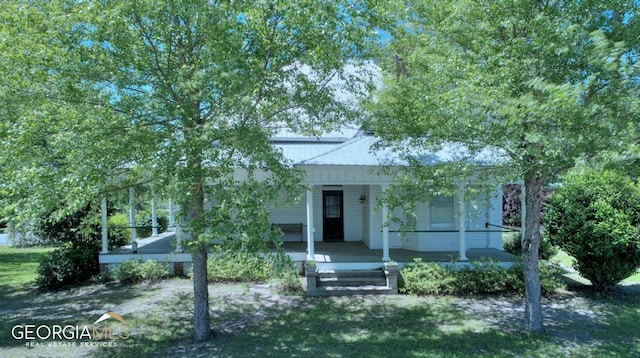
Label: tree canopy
xmin=369 ymin=0 xmax=639 ymax=333
xmin=0 ymin=0 xmax=382 ymax=341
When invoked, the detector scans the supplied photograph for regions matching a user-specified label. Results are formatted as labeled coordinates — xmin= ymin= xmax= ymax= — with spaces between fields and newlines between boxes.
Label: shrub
xmin=34 ymin=203 xmax=118 ymax=290
xmin=502 ymin=232 xmax=521 ymax=256
xmin=136 ymin=214 xmax=169 ymax=238
xmin=400 ymin=258 xmax=564 ymax=297
xmin=400 ymin=259 xmax=456 ymax=295
xmin=35 ymin=203 xmax=108 ymax=249
xmin=544 ymin=170 xmax=640 ymax=292
xmin=207 ymin=249 xmax=273 ymax=282
xmin=503 ymin=231 xmax=558 ymax=260
xmin=115 ymin=259 xmax=170 ymax=284
xmin=278 ymin=269 xmax=304 ymax=294
xmin=108 ymin=213 xmax=168 ymax=242
xmin=36 ymin=242 xmax=99 ymax=291
xmin=108 ymin=213 xmax=130 ymax=247
xmin=505 ymin=260 xmax=564 ymax=296
xmin=454 ymin=259 xmax=509 ymax=295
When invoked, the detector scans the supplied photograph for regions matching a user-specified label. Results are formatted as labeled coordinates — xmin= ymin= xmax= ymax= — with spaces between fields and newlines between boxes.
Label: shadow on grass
xmin=5 ymin=274 xmax=638 ymax=357
xmin=0 ymin=282 xmax=159 ymax=349
xmin=91 ymin=281 xmax=640 ymax=358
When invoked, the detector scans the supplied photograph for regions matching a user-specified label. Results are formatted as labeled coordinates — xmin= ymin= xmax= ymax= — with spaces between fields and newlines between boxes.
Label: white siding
xmin=265 ymin=180 xmax=504 ymax=252
xmin=267 ymin=191 xmax=307 ymax=241
xmin=362 ymin=185 xmax=371 ymax=245
xmin=342 ymin=186 xmax=364 ymax=241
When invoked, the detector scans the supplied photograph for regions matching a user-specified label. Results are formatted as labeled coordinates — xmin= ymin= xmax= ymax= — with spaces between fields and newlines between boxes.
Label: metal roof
xmin=274 ymin=132 xmax=508 ymax=167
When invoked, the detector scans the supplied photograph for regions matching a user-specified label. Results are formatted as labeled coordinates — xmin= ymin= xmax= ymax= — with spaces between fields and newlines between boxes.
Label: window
xmin=324 ymin=195 xmax=341 ymax=218
xmin=430 ymin=195 xmax=454 ymax=229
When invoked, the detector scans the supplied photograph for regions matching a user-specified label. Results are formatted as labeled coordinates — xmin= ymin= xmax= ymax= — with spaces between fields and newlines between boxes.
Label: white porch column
xmin=520 ymin=182 xmax=526 ymax=242
xmin=174 ymin=203 xmax=183 ymax=253
xmin=129 ymin=186 xmax=137 ymax=242
xmin=306 ymin=187 xmax=315 ymax=261
xmin=458 ymin=183 xmax=468 ymax=261
xmin=175 ymin=222 xmax=184 ymax=252
xmin=168 ymin=198 xmax=175 ymax=231
xmin=100 ymin=196 xmax=109 ymax=254
xmin=151 ymin=190 xmax=158 ymax=237
xmin=381 ymin=184 xmax=391 ymax=262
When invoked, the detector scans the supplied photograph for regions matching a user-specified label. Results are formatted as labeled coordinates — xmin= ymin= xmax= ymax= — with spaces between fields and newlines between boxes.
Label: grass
xmin=0 ymin=246 xmax=54 ymax=286
xmin=1 ymin=247 xmax=639 ymax=357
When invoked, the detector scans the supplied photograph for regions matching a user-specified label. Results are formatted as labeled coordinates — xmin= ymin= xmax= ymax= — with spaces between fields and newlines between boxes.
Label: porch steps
xmin=310 ymin=269 xmax=395 ymax=296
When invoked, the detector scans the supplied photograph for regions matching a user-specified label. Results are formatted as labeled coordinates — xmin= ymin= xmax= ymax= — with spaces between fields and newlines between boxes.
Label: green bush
xmin=400 ymin=259 xmax=456 ymax=295
xmin=400 ymin=258 xmax=564 ymax=297
xmin=115 ymin=259 xmax=170 ymax=284
xmin=35 ymin=203 xmax=113 ymax=290
xmin=108 ymin=213 xmax=168 ymax=241
xmin=278 ymin=269 xmax=304 ymax=294
xmin=455 ymin=259 xmax=509 ymax=295
xmin=36 ymin=242 xmax=99 ymax=291
xmin=203 ymin=236 xmax=296 ymax=283
xmin=108 ymin=213 xmax=130 ymax=247
xmin=503 ymin=231 xmax=558 ymax=260
xmin=502 ymin=232 xmax=521 ymax=256
xmin=207 ymin=249 xmax=273 ymax=282
xmin=136 ymin=214 xmax=169 ymax=238
xmin=544 ymin=170 xmax=640 ymax=292
xmin=501 ymin=260 xmax=564 ymax=296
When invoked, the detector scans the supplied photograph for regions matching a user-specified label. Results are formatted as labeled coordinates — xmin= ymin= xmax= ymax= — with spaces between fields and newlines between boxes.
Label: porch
xmin=279 ymin=241 xmax=517 ymax=270
xmin=99 ymin=233 xmax=516 ymax=273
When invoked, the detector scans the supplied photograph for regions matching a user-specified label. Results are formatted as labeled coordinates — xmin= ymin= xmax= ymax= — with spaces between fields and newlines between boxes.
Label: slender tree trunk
xmin=522 ymin=174 xmax=545 ymax=333
xmin=192 ymin=241 xmax=211 ymax=341
xmin=190 ymin=183 xmax=211 ymax=341
xmin=186 ymin=138 xmax=211 ymax=341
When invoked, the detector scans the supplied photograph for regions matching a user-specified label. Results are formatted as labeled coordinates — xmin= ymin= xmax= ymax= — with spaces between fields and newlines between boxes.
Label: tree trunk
xmin=186 ymin=146 xmax=211 ymax=341
xmin=192 ymin=241 xmax=212 ymax=341
xmin=522 ymin=175 xmax=545 ymax=333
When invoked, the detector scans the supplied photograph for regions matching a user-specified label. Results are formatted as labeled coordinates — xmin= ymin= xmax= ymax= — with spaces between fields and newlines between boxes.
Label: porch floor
xmin=104 ymin=234 xmax=516 ymax=264
xmin=279 ymin=241 xmax=516 ymax=264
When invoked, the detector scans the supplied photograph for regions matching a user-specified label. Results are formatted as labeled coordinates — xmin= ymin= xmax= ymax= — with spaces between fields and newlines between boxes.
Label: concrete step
xmin=318 ymin=276 xmax=387 ymax=287
xmin=308 ymin=285 xmax=395 ymax=297
xmin=317 ymin=269 xmax=385 ymax=278
xmin=317 ymin=269 xmax=387 ymax=287
xmin=310 ymin=268 xmax=393 ymax=296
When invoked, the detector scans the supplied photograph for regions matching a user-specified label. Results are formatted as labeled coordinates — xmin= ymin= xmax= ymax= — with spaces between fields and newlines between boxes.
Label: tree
xmin=545 ymin=169 xmax=640 ymax=293
xmin=368 ymin=0 xmax=639 ymax=333
xmin=0 ymin=0 xmax=380 ymax=341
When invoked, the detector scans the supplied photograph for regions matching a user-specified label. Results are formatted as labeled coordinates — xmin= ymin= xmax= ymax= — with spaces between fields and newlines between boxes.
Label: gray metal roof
xmin=274 ymin=131 xmax=508 ymax=167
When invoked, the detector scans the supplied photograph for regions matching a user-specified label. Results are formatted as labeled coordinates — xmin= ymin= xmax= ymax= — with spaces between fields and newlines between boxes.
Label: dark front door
xmin=323 ymin=191 xmax=344 ymax=242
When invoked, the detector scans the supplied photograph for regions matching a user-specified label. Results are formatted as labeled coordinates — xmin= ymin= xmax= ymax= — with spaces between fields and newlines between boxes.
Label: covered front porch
xmin=99 ymin=233 xmax=516 ymax=273
xmin=280 ymin=241 xmax=516 ymax=270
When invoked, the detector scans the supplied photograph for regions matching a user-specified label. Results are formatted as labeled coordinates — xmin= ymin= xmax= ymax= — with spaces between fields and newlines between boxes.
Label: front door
xmin=323 ymin=191 xmax=344 ymax=242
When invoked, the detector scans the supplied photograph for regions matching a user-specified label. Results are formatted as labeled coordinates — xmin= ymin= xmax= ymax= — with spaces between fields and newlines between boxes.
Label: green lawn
xmin=0 ymin=246 xmax=54 ymax=286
